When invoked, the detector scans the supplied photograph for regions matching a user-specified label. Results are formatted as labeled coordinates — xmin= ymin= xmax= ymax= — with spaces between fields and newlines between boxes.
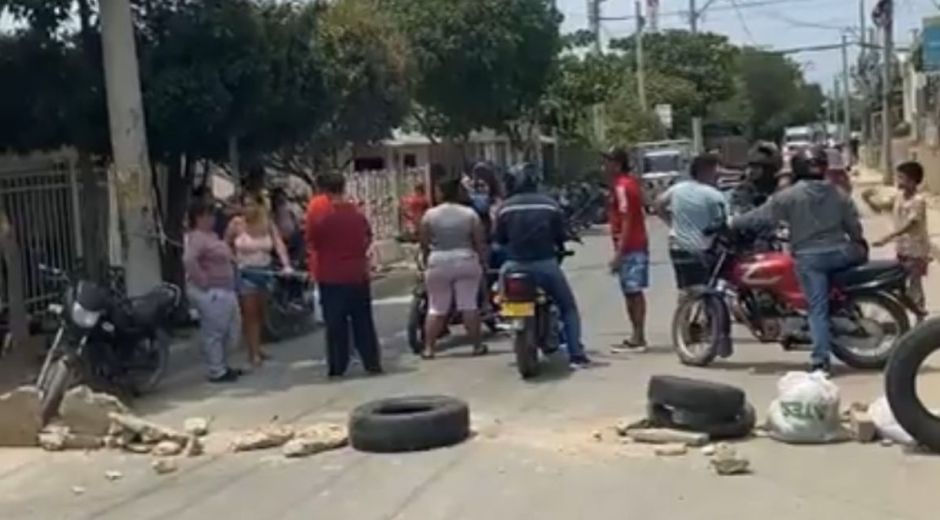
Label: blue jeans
xmin=794 ymin=246 xmax=860 ymax=367
xmin=502 ymin=258 xmax=584 ymax=359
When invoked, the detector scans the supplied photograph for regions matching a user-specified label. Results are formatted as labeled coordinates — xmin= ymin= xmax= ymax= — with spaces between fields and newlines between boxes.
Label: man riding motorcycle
xmin=495 ymin=163 xmax=590 ymax=368
xmin=733 ymin=147 xmax=866 ymax=375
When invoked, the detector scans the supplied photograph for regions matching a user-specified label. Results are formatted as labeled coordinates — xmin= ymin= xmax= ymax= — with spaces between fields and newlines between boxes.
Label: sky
xmin=558 ymin=0 xmax=940 ymax=91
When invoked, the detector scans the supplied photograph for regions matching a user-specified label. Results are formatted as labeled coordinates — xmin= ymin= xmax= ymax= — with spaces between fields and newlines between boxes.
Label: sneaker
xmin=569 ymin=355 xmax=593 ymax=369
xmin=611 ymin=340 xmax=648 ymax=354
xmin=208 ymin=368 xmax=242 ymax=383
xmin=809 ymin=363 xmax=832 ymax=378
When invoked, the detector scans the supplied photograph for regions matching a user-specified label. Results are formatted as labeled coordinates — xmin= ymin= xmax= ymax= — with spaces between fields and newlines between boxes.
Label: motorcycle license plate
xmin=501 ymin=302 xmax=535 ymax=317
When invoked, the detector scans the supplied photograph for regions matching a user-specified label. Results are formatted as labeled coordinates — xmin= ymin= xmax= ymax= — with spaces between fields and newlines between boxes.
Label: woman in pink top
xmin=226 ymin=191 xmax=292 ymax=367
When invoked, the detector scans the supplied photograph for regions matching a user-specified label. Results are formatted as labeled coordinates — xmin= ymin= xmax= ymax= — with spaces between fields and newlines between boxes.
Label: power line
xmin=729 ymin=0 xmax=756 ymax=44
xmin=600 ymin=0 xmax=820 ymax=21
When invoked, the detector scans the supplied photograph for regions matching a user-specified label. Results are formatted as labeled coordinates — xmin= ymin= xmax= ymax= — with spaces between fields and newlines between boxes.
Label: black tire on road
xmin=349 ymin=396 xmax=471 ymax=453
xmin=514 ymin=321 xmax=539 ymax=379
xmin=40 ymin=357 xmax=72 ymax=425
xmin=407 ymin=296 xmax=425 ymax=355
xmin=885 ymin=317 xmax=940 ymax=452
xmin=647 ymin=375 xmax=746 ymax=419
xmin=129 ymin=330 xmax=170 ymax=394
xmin=832 ymin=292 xmax=910 ymax=370
xmin=647 ymin=402 xmax=756 ymax=440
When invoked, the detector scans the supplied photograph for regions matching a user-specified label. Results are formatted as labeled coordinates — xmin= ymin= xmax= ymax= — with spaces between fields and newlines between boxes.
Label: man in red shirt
xmin=306 ymin=173 xmax=382 ymax=378
xmin=400 ymin=183 xmax=430 ymax=240
xmin=605 ymin=147 xmax=649 ymax=351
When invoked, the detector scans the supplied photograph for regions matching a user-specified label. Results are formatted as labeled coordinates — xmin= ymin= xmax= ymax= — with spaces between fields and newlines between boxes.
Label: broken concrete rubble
xmin=183 ymin=417 xmax=210 ymax=437
xmin=152 ymin=440 xmax=183 ymax=457
xmin=108 ymin=413 xmax=188 ymax=445
xmin=38 ymin=426 xmax=103 ymax=451
xmin=59 ymin=386 xmax=128 ymax=437
xmin=231 ymin=425 xmax=295 ymax=452
xmin=626 ymin=428 xmax=708 ymax=447
xmin=151 ymin=458 xmax=178 ymax=475
xmin=653 ymin=443 xmax=688 ymax=457
xmin=184 ymin=435 xmax=204 ymax=457
xmin=0 ymin=386 xmax=41 ymax=447
xmin=282 ymin=424 xmax=347 ymax=458
xmin=710 ymin=443 xmax=750 ymax=476
xmin=614 ymin=417 xmax=652 ymax=436
xmin=849 ymin=409 xmax=877 ymax=443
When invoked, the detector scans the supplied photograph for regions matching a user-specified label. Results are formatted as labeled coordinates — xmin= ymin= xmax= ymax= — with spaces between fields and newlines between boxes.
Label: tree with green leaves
xmin=389 ymin=0 xmax=561 ymax=149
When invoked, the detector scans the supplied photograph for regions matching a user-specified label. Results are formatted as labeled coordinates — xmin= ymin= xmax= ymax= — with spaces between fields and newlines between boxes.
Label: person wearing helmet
xmin=495 ymin=163 xmax=590 ymax=368
xmin=734 ymin=144 xmax=866 ymax=376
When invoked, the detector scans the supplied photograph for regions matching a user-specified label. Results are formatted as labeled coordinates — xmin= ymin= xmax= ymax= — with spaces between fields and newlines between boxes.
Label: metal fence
xmin=0 ymin=156 xmax=83 ymax=313
xmin=344 ymin=167 xmax=426 ymax=241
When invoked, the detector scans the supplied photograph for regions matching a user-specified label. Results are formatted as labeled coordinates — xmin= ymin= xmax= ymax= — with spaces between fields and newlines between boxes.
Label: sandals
xmin=472 ymin=344 xmax=489 ymax=356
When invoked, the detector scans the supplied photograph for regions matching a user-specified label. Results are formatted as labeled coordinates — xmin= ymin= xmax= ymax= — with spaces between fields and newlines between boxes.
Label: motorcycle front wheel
xmin=513 ymin=320 xmax=539 ymax=379
xmin=832 ymin=293 xmax=909 ymax=370
xmin=40 ymin=356 xmax=73 ymax=425
xmin=671 ymin=293 xmax=725 ymax=367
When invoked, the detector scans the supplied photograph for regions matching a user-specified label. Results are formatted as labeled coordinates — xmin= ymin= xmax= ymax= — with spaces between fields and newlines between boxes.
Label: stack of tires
xmin=646 ymin=375 xmax=755 ymax=440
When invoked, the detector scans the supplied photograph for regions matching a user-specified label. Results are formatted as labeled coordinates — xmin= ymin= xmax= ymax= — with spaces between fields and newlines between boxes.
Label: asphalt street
xmin=3 ymin=218 xmax=940 ymax=520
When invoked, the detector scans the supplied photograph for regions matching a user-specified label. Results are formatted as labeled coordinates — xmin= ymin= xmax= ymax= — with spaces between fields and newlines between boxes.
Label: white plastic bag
xmin=869 ymin=396 xmax=916 ymax=446
xmin=767 ymin=371 xmax=846 ymax=444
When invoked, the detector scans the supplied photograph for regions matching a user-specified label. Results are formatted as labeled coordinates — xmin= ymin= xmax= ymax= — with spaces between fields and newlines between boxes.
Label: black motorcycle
xmin=36 ymin=264 xmax=181 ymax=423
xmin=499 ymin=249 xmax=575 ymax=379
xmin=263 ymin=269 xmax=317 ymax=342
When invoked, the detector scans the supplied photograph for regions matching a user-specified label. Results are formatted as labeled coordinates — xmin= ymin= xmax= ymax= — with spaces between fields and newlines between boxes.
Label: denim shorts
xmin=238 ymin=268 xmax=273 ymax=294
xmin=618 ymin=251 xmax=650 ymax=295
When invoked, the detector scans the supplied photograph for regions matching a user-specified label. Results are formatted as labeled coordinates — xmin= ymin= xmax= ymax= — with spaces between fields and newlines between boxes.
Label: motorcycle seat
xmin=129 ymin=284 xmax=180 ymax=326
xmin=832 ymin=260 xmax=905 ymax=288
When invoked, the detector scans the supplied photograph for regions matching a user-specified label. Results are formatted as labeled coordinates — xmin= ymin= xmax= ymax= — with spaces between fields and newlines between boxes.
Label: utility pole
xmin=636 ymin=1 xmax=648 ymax=111
xmin=876 ymin=0 xmax=894 ymax=185
xmin=99 ymin=0 xmax=161 ymax=296
xmin=689 ymin=0 xmax=703 ymax=152
xmin=588 ymin=0 xmax=605 ymax=144
xmin=689 ymin=0 xmax=698 ymax=33
xmin=841 ymin=33 xmax=852 ymax=145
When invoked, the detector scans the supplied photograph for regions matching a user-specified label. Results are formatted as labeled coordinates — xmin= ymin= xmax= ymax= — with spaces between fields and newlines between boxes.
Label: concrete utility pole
xmin=636 ymin=1 xmax=648 ymax=111
xmin=689 ymin=0 xmax=698 ymax=33
xmin=842 ymin=33 xmax=852 ymax=145
xmin=588 ymin=0 xmax=605 ymax=144
xmin=99 ymin=0 xmax=162 ymax=296
xmin=689 ymin=0 xmax=703 ymax=152
xmin=879 ymin=0 xmax=895 ymax=185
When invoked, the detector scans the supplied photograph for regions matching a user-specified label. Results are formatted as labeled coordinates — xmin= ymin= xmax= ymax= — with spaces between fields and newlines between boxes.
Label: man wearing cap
xmin=604 ymin=147 xmax=649 ymax=352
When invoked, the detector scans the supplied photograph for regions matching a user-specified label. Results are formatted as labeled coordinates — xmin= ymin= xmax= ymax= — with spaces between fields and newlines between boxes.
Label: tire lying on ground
xmin=885 ymin=317 xmax=940 ymax=452
xmin=647 ymin=375 xmax=746 ymax=419
xmin=349 ymin=396 xmax=471 ymax=453
xmin=647 ymin=402 xmax=756 ymax=440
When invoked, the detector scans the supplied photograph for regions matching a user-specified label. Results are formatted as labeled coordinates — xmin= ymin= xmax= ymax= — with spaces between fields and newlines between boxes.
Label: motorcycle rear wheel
xmin=832 ymin=293 xmax=909 ymax=370
xmin=127 ymin=330 xmax=170 ymax=394
xmin=407 ymin=296 xmax=426 ymax=355
xmin=514 ymin=322 xmax=539 ymax=379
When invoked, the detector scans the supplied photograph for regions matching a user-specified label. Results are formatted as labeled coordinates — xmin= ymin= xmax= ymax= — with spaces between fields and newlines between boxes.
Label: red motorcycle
xmin=671 ymin=226 xmax=912 ymax=369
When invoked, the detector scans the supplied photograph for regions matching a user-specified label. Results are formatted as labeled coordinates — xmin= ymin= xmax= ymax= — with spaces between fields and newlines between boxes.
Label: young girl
xmin=862 ymin=161 xmax=931 ymax=319
xmin=226 ymin=191 xmax=292 ymax=367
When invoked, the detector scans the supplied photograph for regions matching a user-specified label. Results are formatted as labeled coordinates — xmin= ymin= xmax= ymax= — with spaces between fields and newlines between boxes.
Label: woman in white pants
xmin=184 ymin=200 xmax=243 ymax=383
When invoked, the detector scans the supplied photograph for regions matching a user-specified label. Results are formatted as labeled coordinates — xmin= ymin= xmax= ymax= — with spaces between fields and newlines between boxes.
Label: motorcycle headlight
xmin=71 ymin=302 xmax=101 ymax=328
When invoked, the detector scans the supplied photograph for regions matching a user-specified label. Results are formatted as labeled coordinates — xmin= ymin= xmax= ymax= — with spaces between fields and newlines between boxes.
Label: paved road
xmin=3 ymin=219 xmax=940 ymax=520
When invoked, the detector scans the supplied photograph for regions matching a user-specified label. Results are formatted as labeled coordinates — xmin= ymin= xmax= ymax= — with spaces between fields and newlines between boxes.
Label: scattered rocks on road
xmin=282 ymin=424 xmax=347 ymax=458
xmin=231 ymin=425 xmax=295 ymax=452
xmin=71 ymin=485 xmax=86 ymax=495
xmin=654 ymin=443 xmax=688 ymax=457
xmin=614 ymin=417 xmax=651 ymax=437
xmin=104 ymin=470 xmax=123 ymax=482
xmin=108 ymin=413 xmax=188 ymax=445
xmin=0 ymin=386 xmax=41 ymax=447
xmin=848 ymin=408 xmax=877 ymax=443
xmin=626 ymin=428 xmax=709 ymax=447
xmin=880 ymin=438 xmax=895 ymax=447
xmin=184 ymin=435 xmax=204 ymax=457
xmin=183 ymin=417 xmax=210 ymax=437
xmin=124 ymin=443 xmax=154 ymax=454
xmin=700 ymin=444 xmax=717 ymax=456
xmin=152 ymin=440 xmax=183 ymax=457
xmin=710 ymin=443 xmax=750 ymax=476
xmin=151 ymin=458 xmax=178 ymax=475
xmin=38 ymin=425 xmax=104 ymax=452
xmin=59 ymin=386 xmax=128 ymax=437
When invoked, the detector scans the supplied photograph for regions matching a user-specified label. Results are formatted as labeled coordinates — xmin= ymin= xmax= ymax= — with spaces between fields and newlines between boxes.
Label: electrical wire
xmin=600 ymin=0 xmax=833 ymax=21
xmin=729 ymin=0 xmax=757 ymax=44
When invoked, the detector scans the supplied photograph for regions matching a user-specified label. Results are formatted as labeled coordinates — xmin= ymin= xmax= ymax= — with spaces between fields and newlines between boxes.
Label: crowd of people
xmin=180 ymin=141 xmax=932 ymax=384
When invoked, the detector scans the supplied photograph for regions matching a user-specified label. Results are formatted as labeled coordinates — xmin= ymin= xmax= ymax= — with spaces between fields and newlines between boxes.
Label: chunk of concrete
xmin=151 ymin=458 xmax=178 ymax=475
xmin=108 ymin=413 xmax=188 ymax=444
xmin=59 ymin=386 xmax=128 ymax=436
xmin=849 ymin=409 xmax=877 ymax=443
xmin=38 ymin=426 xmax=103 ymax=451
xmin=626 ymin=428 xmax=709 ymax=447
xmin=183 ymin=417 xmax=210 ymax=437
xmin=184 ymin=435 xmax=204 ymax=457
xmin=282 ymin=424 xmax=347 ymax=458
xmin=654 ymin=443 xmax=688 ymax=457
xmin=231 ymin=425 xmax=295 ymax=452
xmin=710 ymin=443 xmax=750 ymax=476
xmin=152 ymin=440 xmax=183 ymax=457
xmin=614 ymin=417 xmax=651 ymax=436
xmin=0 ymin=386 xmax=41 ymax=447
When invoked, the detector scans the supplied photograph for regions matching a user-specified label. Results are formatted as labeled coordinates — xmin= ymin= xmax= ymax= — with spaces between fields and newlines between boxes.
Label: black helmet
xmin=507 ymin=163 xmax=541 ymax=193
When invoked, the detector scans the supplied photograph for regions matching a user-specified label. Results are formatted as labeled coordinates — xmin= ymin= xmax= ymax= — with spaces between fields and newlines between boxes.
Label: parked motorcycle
xmin=499 ymin=249 xmax=575 ymax=379
xmin=36 ymin=264 xmax=181 ymax=423
xmin=671 ymin=226 xmax=911 ymax=369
